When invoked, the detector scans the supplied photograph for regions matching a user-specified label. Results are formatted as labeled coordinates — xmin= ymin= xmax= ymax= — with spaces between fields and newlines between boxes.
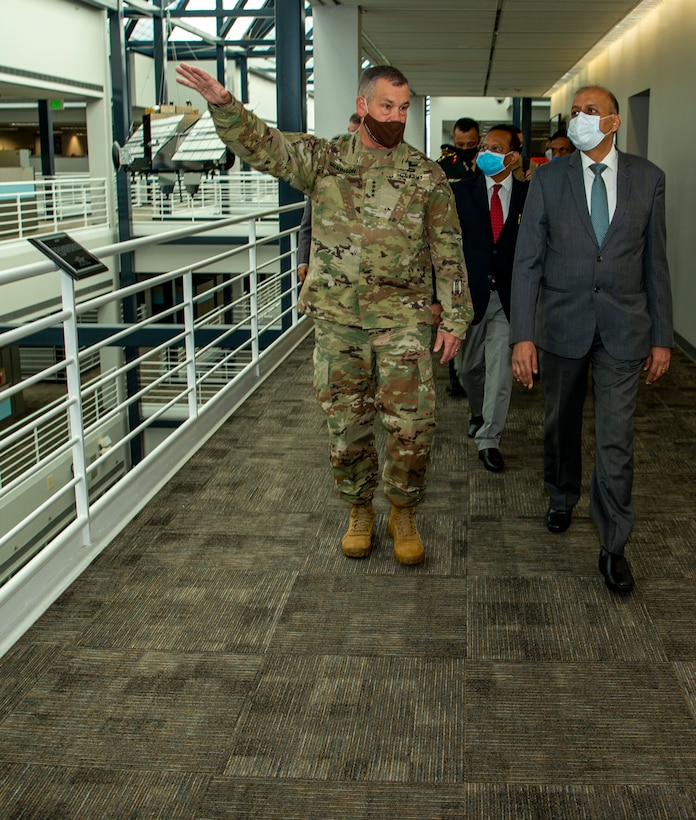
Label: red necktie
xmin=490 ymin=183 xmax=504 ymax=243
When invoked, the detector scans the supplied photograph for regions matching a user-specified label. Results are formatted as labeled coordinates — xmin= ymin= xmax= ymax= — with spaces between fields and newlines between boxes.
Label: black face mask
xmin=454 ymin=146 xmax=478 ymax=163
xmin=362 ymin=113 xmax=405 ymax=149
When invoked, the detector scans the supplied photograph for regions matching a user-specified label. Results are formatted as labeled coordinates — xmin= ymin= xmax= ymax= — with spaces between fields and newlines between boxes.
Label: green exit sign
xmin=49 ymin=99 xmax=63 ymax=110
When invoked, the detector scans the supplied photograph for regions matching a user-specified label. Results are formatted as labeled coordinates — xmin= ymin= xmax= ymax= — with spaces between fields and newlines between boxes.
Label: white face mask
xmin=567 ymin=112 xmax=615 ymax=151
xmin=545 ymin=149 xmax=553 ymax=161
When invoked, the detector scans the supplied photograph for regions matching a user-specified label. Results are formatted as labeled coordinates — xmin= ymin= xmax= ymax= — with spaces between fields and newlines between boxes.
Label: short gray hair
xmin=358 ymin=66 xmax=409 ymax=101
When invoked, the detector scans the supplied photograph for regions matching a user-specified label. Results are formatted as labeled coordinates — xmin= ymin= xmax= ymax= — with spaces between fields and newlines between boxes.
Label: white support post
xmin=16 ymin=196 xmax=24 ymax=238
xmin=60 ymin=270 xmax=91 ymax=546
xmin=51 ymin=179 xmax=59 ymax=232
xmin=290 ymin=230 xmax=299 ymax=324
xmin=248 ymin=217 xmax=260 ymax=366
xmin=182 ymin=270 xmax=199 ymax=419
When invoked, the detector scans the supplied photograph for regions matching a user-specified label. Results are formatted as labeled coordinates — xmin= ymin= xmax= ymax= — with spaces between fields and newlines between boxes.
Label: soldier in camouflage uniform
xmin=176 ymin=62 xmax=473 ymax=565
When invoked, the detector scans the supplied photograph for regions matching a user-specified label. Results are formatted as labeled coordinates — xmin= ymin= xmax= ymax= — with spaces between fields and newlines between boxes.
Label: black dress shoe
xmin=467 ymin=415 xmax=484 ymax=438
xmin=545 ymin=507 xmax=572 ymax=533
xmin=479 ymin=448 xmax=504 ymax=473
xmin=598 ymin=549 xmax=635 ymax=594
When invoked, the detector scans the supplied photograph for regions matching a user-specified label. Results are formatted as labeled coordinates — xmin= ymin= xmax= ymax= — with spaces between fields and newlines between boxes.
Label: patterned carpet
xmin=0 ymin=337 xmax=695 ymax=818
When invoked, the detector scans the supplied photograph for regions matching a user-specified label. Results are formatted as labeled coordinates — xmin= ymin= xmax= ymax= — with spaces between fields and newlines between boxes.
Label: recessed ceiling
xmin=319 ymin=0 xmax=646 ymax=97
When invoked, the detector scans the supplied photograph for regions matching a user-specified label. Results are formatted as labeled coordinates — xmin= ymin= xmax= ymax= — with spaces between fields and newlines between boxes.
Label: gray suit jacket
xmin=510 ymin=150 xmax=673 ymax=360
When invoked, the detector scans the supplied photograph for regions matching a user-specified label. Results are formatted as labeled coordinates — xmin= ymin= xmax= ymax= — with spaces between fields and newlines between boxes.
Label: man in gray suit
xmin=510 ymin=85 xmax=673 ymax=594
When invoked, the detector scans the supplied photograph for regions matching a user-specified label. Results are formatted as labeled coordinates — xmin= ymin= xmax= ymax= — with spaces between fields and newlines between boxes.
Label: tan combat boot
xmin=341 ymin=503 xmax=375 ymax=558
xmin=388 ymin=505 xmax=425 ymax=565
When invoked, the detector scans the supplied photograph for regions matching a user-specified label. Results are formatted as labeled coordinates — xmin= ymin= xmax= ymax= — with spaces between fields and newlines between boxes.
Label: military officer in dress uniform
xmin=437 ymin=117 xmax=481 ymax=183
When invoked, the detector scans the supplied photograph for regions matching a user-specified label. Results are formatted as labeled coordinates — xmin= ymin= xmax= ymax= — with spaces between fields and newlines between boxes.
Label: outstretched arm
xmin=175 ymin=63 xmax=233 ymax=108
xmin=176 ymin=62 xmax=318 ymax=195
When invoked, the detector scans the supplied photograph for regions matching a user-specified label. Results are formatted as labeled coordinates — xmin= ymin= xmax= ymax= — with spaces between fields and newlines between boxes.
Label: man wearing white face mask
xmin=510 ymin=86 xmax=673 ymax=594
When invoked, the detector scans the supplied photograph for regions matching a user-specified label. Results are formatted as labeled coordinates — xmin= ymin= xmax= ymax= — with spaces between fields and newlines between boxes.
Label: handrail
xmin=0 ymin=176 xmax=109 ymax=242
xmin=0 ymin=200 xmax=303 ymax=286
xmin=0 ymin=199 xmax=309 ymax=655
xmin=130 ymin=171 xmax=279 ymax=221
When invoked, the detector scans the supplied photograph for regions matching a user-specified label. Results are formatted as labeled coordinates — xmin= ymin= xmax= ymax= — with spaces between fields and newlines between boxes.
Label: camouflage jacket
xmin=210 ymin=100 xmax=473 ymax=337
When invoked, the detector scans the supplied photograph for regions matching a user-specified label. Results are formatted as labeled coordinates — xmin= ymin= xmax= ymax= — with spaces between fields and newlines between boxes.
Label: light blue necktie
xmin=590 ymin=162 xmax=609 ymax=246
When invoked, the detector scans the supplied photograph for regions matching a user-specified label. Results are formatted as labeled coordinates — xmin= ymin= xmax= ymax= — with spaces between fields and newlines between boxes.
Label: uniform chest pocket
xmin=371 ymin=173 xmax=430 ymax=225
xmin=315 ymin=174 xmax=359 ymax=223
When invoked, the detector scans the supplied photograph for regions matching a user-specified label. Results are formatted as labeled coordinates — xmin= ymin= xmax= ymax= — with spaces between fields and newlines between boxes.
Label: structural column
xmin=153 ymin=0 xmax=168 ymax=105
xmin=512 ymin=97 xmax=533 ymax=157
xmin=274 ymin=0 xmax=306 ymax=329
xmin=109 ymin=4 xmax=143 ymax=465
xmin=37 ymin=101 xmax=56 ymax=178
xmin=313 ymin=6 xmax=361 ymax=138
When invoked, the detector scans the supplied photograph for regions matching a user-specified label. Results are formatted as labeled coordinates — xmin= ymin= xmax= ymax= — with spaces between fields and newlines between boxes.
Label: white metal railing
xmin=0 ymin=369 xmax=119 ymax=497
xmin=0 ymin=202 xmax=309 ymax=653
xmin=0 ymin=176 xmax=109 ymax=240
xmin=130 ymin=171 xmax=279 ymax=220
xmin=0 ymin=172 xmax=281 ymax=241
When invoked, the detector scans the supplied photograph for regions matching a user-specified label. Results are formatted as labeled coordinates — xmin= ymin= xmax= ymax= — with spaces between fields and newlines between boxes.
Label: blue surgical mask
xmin=476 ymin=150 xmax=510 ymax=177
xmin=567 ymin=112 xmax=615 ymax=151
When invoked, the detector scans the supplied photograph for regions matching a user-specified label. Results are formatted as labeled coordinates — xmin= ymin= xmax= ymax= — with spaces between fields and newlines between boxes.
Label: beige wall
xmin=0 ymin=0 xmax=109 ymax=95
xmin=550 ymin=0 xmax=696 ymax=352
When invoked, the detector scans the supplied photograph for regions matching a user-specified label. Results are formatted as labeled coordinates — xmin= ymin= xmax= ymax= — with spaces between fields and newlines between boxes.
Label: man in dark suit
xmin=510 ymin=86 xmax=673 ymax=593
xmin=437 ymin=117 xmax=481 ymax=399
xmin=453 ymin=124 xmax=528 ymax=472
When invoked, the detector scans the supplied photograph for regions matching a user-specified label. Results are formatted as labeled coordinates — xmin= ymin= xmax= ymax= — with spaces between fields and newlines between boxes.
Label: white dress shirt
xmin=580 ymin=144 xmax=618 ymax=222
xmin=486 ymin=171 xmax=513 ymax=222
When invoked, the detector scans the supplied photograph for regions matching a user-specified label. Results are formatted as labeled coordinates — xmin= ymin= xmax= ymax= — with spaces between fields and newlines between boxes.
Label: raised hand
xmin=175 ymin=62 xmax=233 ymax=108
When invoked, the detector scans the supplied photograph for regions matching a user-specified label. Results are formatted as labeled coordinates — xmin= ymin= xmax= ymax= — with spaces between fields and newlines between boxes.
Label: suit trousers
xmin=312 ymin=319 xmax=436 ymax=508
xmin=458 ymin=290 xmax=513 ymax=450
xmin=539 ymin=337 xmax=643 ymax=554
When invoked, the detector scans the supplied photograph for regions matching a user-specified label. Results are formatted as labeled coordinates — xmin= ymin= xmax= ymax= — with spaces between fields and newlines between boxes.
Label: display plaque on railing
xmin=28 ymin=232 xmax=108 ymax=279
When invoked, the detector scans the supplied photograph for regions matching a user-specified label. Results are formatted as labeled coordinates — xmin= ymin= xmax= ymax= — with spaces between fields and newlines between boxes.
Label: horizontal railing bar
xmin=0 ymin=437 xmax=78 ymax=503
xmin=0 ymin=400 xmax=73 ymax=455
xmin=0 ymin=477 xmax=80 ymax=552
xmin=0 ymin=311 xmax=71 ymax=347
xmin=0 ymin=201 xmax=304 ymax=286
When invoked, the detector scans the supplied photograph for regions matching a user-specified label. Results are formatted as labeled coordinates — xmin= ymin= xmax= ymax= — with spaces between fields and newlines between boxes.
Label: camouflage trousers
xmin=312 ymin=319 xmax=436 ymax=508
